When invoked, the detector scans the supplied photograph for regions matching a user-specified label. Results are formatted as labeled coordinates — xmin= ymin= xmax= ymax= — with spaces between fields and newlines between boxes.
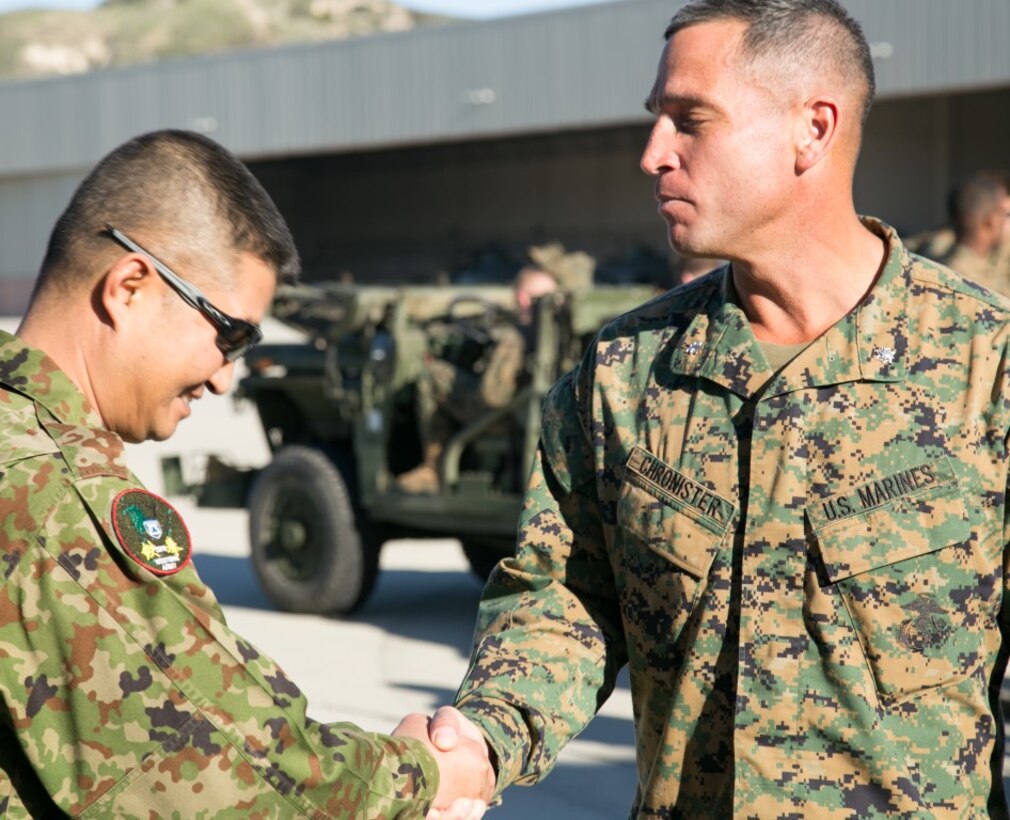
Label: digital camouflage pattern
xmin=455 ymin=219 xmax=1010 ymax=817
xmin=0 ymin=331 xmax=439 ymax=818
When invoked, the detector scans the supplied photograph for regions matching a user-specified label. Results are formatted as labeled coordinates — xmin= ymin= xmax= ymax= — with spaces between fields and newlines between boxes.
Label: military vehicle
xmin=165 ymin=281 xmax=655 ymax=615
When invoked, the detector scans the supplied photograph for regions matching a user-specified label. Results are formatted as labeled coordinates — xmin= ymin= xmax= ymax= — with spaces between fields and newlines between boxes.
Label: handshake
xmin=393 ymin=706 xmax=496 ymax=820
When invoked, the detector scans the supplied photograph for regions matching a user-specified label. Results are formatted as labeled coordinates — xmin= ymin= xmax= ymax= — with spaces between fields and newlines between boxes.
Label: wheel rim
xmin=262 ymin=485 xmax=326 ymax=581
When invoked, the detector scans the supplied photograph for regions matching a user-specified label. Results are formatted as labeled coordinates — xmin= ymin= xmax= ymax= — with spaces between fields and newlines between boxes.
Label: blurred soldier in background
xmin=396 ymin=244 xmax=592 ymax=494
xmin=903 ymin=220 xmax=955 ymax=261
xmin=0 ymin=129 xmax=492 ymax=819
xmin=905 ymin=170 xmax=1010 ymax=274
xmin=990 ymin=170 xmax=1010 ymax=278
xmin=937 ymin=170 xmax=1010 ymax=295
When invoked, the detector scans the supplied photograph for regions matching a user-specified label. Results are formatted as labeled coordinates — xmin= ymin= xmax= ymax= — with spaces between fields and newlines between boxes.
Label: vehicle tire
xmin=460 ymin=539 xmax=514 ymax=582
xmin=248 ymin=445 xmax=380 ymax=615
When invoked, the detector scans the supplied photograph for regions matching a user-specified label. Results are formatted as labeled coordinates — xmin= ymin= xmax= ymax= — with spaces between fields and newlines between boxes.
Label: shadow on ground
xmin=195 ymin=551 xmax=633 ymax=699
xmin=191 ymin=553 xmax=272 ymax=610
xmin=493 ymin=758 xmax=638 ymax=819
xmin=193 ymin=552 xmax=484 ymax=643
xmin=362 ymin=567 xmax=486 ymax=654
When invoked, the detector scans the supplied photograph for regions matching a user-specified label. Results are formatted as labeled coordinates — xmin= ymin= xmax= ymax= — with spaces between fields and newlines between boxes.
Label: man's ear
xmin=99 ymin=254 xmax=155 ymax=328
xmin=983 ymin=208 xmax=1005 ymax=250
xmin=795 ymin=97 xmax=839 ymax=174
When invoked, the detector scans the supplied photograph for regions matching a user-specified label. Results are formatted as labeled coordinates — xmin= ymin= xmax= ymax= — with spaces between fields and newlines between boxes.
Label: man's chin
xmin=141 ymin=419 xmax=181 ymax=443
xmin=150 ymin=422 xmax=180 ymax=443
xmin=668 ymin=234 xmax=699 ymax=257
xmin=668 ymin=230 xmax=718 ymax=260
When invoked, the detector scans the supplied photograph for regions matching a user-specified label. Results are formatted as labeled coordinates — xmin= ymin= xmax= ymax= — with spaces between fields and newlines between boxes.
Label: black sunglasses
xmin=104 ymin=225 xmax=263 ymax=361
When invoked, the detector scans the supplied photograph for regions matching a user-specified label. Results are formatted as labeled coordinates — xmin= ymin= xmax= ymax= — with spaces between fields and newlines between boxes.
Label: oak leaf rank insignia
xmin=111 ymin=488 xmax=192 ymax=576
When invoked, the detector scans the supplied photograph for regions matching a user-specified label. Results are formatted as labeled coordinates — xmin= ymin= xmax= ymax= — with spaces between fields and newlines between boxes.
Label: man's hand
xmin=426 ymin=706 xmax=485 ymax=754
xmin=393 ymin=708 xmax=495 ymax=820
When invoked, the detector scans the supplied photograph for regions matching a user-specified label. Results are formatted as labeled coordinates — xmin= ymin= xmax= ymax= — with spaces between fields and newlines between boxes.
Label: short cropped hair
xmin=948 ymin=172 xmax=1007 ymax=238
xmin=36 ymin=129 xmax=299 ymax=295
xmin=665 ymin=0 xmax=875 ymax=127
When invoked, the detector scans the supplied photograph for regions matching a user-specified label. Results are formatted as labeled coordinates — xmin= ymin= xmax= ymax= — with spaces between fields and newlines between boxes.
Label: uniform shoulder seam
xmin=908 ymin=253 xmax=1010 ymax=310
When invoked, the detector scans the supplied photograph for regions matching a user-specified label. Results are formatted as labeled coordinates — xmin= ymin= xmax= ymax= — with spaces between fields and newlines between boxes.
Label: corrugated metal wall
xmin=0 ymin=1 xmax=671 ymax=177
xmin=0 ymin=0 xmax=1008 ymax=176
xmin=856 ymin=0 xmax=1010 ymax=96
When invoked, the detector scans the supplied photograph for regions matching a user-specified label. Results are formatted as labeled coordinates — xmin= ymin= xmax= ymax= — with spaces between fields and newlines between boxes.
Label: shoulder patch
xmin=111 ymin=489 xmax=192 ymax=576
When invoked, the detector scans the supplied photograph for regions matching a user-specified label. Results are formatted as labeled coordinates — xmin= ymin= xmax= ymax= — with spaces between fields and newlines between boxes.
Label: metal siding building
xmin=1 ymin=0 xmax=1008 ymax=308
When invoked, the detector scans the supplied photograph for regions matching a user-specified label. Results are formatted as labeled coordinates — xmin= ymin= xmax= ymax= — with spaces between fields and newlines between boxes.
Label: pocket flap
xmin=808 ymin=458 xmax=970 ymax=583
xmin=621 ymin=446 xmax=736 ymax=577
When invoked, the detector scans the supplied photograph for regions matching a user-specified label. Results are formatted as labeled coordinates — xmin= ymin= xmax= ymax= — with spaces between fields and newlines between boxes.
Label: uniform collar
xmin=668 ymin=217 xmax=909 ymax=400
xmin=0 ymin=330 xmax=130 ymax=478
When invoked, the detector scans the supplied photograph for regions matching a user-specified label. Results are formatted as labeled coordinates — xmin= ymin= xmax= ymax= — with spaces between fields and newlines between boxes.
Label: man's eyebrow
xmin=644 ymin=93 xmax=721 ymax=116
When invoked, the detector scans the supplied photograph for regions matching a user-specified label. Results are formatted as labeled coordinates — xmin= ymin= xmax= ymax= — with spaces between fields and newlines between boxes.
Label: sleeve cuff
xmin=454 ymin=695 xmax=531 ymax=800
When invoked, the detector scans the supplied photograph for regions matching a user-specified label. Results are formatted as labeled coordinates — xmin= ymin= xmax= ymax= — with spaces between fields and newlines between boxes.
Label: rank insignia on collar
xmin=111 ymin=489 xmax=192 ymax=576
xmin=872 ymin=346 xmax=897 ymax=365
xmin=684 ymin=341 xmax=703 ymax=355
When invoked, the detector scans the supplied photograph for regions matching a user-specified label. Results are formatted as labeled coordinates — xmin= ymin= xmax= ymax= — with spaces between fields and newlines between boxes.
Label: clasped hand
xmin=393 ymin=706 xmax=495 ymax=820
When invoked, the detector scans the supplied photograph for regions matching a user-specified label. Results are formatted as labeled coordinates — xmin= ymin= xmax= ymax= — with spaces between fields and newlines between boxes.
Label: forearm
xmin=453 ymin=508 xmax=620 ymax=790
xmin=455 ymin=609 xmax=610 ymax=794
xmin=456 ymin=363 xmax=623 ymax=794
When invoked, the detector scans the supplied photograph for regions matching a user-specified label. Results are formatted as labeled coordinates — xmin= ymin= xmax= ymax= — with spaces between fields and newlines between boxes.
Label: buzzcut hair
xmin=664 ymin=0 xmax=876 ymax=127
xmin=948 ymin=172 xmax=1007 ymax=238
xmin=36 ymin=129 xmax=299 ymax=296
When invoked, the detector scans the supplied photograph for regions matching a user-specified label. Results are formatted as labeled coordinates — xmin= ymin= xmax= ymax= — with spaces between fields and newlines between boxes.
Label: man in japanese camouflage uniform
xmin=0 ymin=130 xmax=492 ymax=818
xmin=422 ymin=0 xmax=1010 ymax=816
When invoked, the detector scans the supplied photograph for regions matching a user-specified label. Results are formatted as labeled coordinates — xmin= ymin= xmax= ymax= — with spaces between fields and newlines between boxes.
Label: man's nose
xmin=207 ymin=359 xmax=236 ymax=395
xmin=640 ymin=118 xmax=680 ymax=176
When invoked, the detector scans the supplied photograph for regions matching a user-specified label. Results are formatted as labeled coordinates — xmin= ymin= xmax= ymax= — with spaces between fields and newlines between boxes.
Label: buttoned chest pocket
xmin=615 ymin=447 xmax=735 ymax=647
xmin=807 ymin=460 xmax=989 ymax=704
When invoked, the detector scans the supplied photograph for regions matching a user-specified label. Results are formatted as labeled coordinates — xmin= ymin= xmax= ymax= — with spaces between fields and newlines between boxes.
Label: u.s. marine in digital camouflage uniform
xmin=454 ymin=219 xmax=1010 ymax=816
xmin=426 ymin=1 xmax=1010 ymax=817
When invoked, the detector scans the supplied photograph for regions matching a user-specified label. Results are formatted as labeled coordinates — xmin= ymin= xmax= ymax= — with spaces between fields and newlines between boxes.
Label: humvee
xmin=165 ymin=281 xmax=655 ymax=614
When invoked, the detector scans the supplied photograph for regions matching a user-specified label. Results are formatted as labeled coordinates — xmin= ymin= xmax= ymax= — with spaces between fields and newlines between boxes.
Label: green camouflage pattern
xmin=0 ymin=332 xmax=438 ymax=818
xmin=455 ymin=219 xmax=1010 ymax=817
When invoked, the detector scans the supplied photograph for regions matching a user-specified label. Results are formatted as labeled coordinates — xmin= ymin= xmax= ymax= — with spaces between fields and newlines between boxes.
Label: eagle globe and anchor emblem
xmin=895 ymin=594 xmax=952 ymax=653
